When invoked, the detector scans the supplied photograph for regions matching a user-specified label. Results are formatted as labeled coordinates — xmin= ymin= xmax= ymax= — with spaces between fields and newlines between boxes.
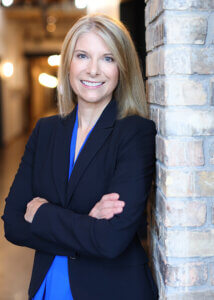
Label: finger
xmin=28 ymin=198 xmax=47 ymax=206
xmin=32 ymin=197 xmax=40 ymax=201
xmin=100 ymin=207 xmax=123 ymax=217
xmin=27 ymin=198 xmax=39 ymax=206
xmin=38 ymin=198 xmax=48 ymax=203
xmin=103 ymin=210 xmax=124 ymax=219
xmin=113 ymin=201 xmax=125 ymax=207
xmin=104 ymin=214 xmax=114 ymax=220
xmin=27 ymin=201 xmax=34 ymax=207
xmin=31 ymin=197 xmax=47 ymax=202
xmin=103 ymin=209 xmax=123 ymax=220
xmin=99 ymin=200 xmax=125 ymax=209
xmin=27 ymin=199 xmax=35 ymax=205
xmin=38 ymin=199 xmax=48 ymax=204
xmin=101 ymin=193 xmax=120 ymax=201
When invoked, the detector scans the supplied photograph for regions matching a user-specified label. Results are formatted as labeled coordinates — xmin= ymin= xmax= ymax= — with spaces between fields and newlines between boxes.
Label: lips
xmin=81 ymin=80 xmax=104 ymax=87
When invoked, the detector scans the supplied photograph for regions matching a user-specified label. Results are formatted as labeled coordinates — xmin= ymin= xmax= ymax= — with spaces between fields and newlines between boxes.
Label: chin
xmin=80 ymin=97 xmax=109 ymax=105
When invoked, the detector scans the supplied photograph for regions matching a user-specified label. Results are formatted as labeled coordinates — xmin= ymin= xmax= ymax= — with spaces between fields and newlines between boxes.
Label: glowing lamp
xmin=2 ymin=0 xmax=14 ymax=7
xmin=2 ymin=62 xmax=14 ymax=78
xmin=38 ymin=73 xmax=58 ymax=88
xmin=48 ymin=55 xmax=61 ymax=67
xmin=75 ymin=0 xmax=87 ymax=9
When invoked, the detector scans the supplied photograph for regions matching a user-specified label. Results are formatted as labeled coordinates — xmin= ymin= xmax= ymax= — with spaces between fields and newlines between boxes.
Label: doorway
xmin=26 ymin=54 xmax=59 ymax=131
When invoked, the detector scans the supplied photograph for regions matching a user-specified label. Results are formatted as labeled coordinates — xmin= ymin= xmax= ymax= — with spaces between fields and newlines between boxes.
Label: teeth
xmin=82 ymin=80 xmax=103 ymax=87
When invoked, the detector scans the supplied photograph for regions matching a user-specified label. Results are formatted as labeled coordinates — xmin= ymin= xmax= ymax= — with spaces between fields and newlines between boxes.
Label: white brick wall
xmin=145 ymin=0 xmax=214 ymax=298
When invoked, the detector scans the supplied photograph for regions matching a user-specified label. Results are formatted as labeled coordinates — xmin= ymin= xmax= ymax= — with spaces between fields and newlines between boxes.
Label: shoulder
xmin=112 ymin=115 xmax=156 ymax=152
xmin=34 ymin=114 xmax=62 ymax=134
xmin=38 ymin=114 xmax=61 ymax=128
xmin=28 ymin=115 xmax=62 ymax=146
xmin=115 ymin=115 xmax=156 ymax=136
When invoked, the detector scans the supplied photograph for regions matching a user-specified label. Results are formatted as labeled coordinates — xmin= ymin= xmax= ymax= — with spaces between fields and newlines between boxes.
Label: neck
xmin=77 ymin=99 xmax=111 ymax=131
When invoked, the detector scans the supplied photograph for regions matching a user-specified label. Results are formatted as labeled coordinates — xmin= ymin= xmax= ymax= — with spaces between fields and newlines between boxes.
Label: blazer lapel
xmin=65 ymin=99 xmax=117 ymax=207
xmin=52 ymin=107 xmax=77 ymax=207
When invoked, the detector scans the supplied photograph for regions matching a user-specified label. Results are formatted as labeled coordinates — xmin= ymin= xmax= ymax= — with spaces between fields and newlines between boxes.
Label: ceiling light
xmin=75 ymin=0 xmax=87 ymax=9
xmin=47 ymin=16 xmax=56 ymax=24
xmin=38 ymin=73 xmax=58 ymax=88
xmin=2 ymin=0 xmax=14 ymax=7
xmin=48 ymin=55 xmax=61 ymax=67
xmin=2 ymin=62 xmax=14 ymax=78
xmin=46 ymin=23 xmax=56 ymax=33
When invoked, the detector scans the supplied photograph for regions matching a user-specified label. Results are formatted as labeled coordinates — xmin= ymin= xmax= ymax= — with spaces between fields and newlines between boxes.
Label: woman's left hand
xmin=24 ymin=197 xmax=48 ymax=223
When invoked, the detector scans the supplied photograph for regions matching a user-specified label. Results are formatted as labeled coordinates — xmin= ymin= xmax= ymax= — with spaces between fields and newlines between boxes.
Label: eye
xmin=77 ymin=53 xmax=87 ymax=59
xmin=104 ymin=56 xmax=114 ymax=62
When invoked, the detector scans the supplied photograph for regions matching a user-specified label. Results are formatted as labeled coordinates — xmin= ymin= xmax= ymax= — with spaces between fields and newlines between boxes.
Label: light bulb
xmin=2 ymin=0 xmax=14 ymax=7
xmin=2 ymin=62 xmax=14 ymax=78
xmin=75 ymin=0 xmax=87 ymax=9
xmin=48 ymin=55 xmax=61 ymax=67
xmin=38 ymin=73 xmax=58 ymax=88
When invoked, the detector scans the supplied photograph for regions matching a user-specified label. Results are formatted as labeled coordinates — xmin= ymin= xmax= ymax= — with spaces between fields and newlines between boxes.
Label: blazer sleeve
xmin=2 ymin=120 xmax=78 ymax=257
xmin=30 ymin=120 xmax=156 ymax=259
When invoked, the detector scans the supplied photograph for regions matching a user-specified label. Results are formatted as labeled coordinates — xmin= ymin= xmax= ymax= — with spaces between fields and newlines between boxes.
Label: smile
xmin=81 ymin=80 xmax=104 ymax=87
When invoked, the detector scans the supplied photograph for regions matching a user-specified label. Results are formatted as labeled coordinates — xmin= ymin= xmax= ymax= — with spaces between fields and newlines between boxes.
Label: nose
xmin=87 ymin=58 xmax=100 ymax=77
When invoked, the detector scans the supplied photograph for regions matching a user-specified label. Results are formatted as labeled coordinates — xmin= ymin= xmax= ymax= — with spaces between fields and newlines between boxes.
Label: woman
xmin=2 ymin=14 xmax=158 ymax=300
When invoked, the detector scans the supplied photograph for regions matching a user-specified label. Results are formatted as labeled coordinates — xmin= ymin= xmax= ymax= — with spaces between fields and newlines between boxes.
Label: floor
xmin=0 ymin=135 xmax=34 ymax=300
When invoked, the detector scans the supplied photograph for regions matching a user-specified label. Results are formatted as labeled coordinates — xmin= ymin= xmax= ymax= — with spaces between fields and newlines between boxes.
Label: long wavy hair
xmin=57 ymin=14 xmax=148 ymax=119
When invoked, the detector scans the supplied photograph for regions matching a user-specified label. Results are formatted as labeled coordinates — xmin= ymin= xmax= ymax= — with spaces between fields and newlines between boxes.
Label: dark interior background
xmin=120 ymin=0 xmax=146 ymax=79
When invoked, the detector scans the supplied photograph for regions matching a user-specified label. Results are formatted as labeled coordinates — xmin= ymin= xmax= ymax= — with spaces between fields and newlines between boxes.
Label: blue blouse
xmin=33 ymin=107 xmax=96 ymax=300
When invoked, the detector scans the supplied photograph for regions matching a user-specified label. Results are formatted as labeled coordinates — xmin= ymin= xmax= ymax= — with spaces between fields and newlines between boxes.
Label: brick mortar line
xmin=156 ymin=186 xmax=214 ymax=202
xmin=204 ymin=138 xmax=214 ymax=166
xmin=161 ymin=223 xmax=214 ymax=232
xmin=205 ymin=198 xmax=213 ymax=226
xmin=149 ymin=103 xmax=214 ymax=111
xmin=153 ymin=193 xmax=208 ymax=207
xmin=155 ymin=135 xmax=214 ymax=142
xmin=149 ymin=103 xmax=212 ymax=110
xmin=154 ymin=133 xmax=214 ymax=141
xmin=166 ymin=256 xmax=214 ymax=265
xmin=146 ymin=44 xmax=214 ymax=54
xmin=147 ymin=73 xmax=214 ymax=79
xmin=156 ymin=158 xmax=214 ymax=170
xmin=146 ymin=10 xmax=211 ymax=28
xmin=146 ymin=9 xmax=211 ymax=28
xmin=165 ymin=285 xmax=211 ymax=294
xmin=205 ymin=12 xmax=214 ymax=45
xmin=207 ymin=264 xmax=213 ymax=286
xmin=156 ymin=136 xmax=205 ymax=141
xmin=156 ymin=159 xmax=214 ymax=171
xmin=150 ymin=232 xmax=166 ymax=257
xmin=163 ymin=10 xmax=212 ymax=17
xmin=145 ymin=6 xmax=164 ymax=26
xmin=153 ymin=206 xmax=212 ymax=233
xmin=146 ymin=10 xmax=212 ymax=29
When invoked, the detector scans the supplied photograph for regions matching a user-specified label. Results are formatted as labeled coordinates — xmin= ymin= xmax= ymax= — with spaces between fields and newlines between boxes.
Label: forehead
xmin=74 ymin=31 xmax=111 ymax=53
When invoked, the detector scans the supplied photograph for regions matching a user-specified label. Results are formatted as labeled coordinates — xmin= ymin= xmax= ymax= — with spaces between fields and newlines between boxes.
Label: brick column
xmin=145 ymin=0 xmax=214 ymax=299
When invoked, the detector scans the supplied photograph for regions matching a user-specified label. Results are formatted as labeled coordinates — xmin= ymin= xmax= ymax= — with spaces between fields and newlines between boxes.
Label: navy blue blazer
xmin=2 ymin=99 xmax=158 ymax=299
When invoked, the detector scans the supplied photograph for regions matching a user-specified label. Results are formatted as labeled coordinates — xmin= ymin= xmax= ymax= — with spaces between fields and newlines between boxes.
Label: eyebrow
xmin=74 ymin=49 xmax=113 ymax=56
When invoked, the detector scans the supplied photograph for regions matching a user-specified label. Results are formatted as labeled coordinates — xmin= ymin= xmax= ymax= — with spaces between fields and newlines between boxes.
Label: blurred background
xmin=0 ymin=0 xmax=145 ymax=299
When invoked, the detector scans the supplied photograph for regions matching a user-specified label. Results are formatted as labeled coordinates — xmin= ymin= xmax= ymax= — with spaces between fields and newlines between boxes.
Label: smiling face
xmin=69 ymin=31 xmax=119 ymax=107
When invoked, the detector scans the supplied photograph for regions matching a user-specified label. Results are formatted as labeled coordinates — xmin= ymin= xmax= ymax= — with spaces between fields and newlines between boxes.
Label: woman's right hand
xmin=89 ymin=193 xmax=125 ymax=220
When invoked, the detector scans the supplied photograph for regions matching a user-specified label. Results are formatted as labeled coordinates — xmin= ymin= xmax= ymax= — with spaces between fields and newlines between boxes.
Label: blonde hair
xmin=57 ymin=14 xmax=148 ymax=119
